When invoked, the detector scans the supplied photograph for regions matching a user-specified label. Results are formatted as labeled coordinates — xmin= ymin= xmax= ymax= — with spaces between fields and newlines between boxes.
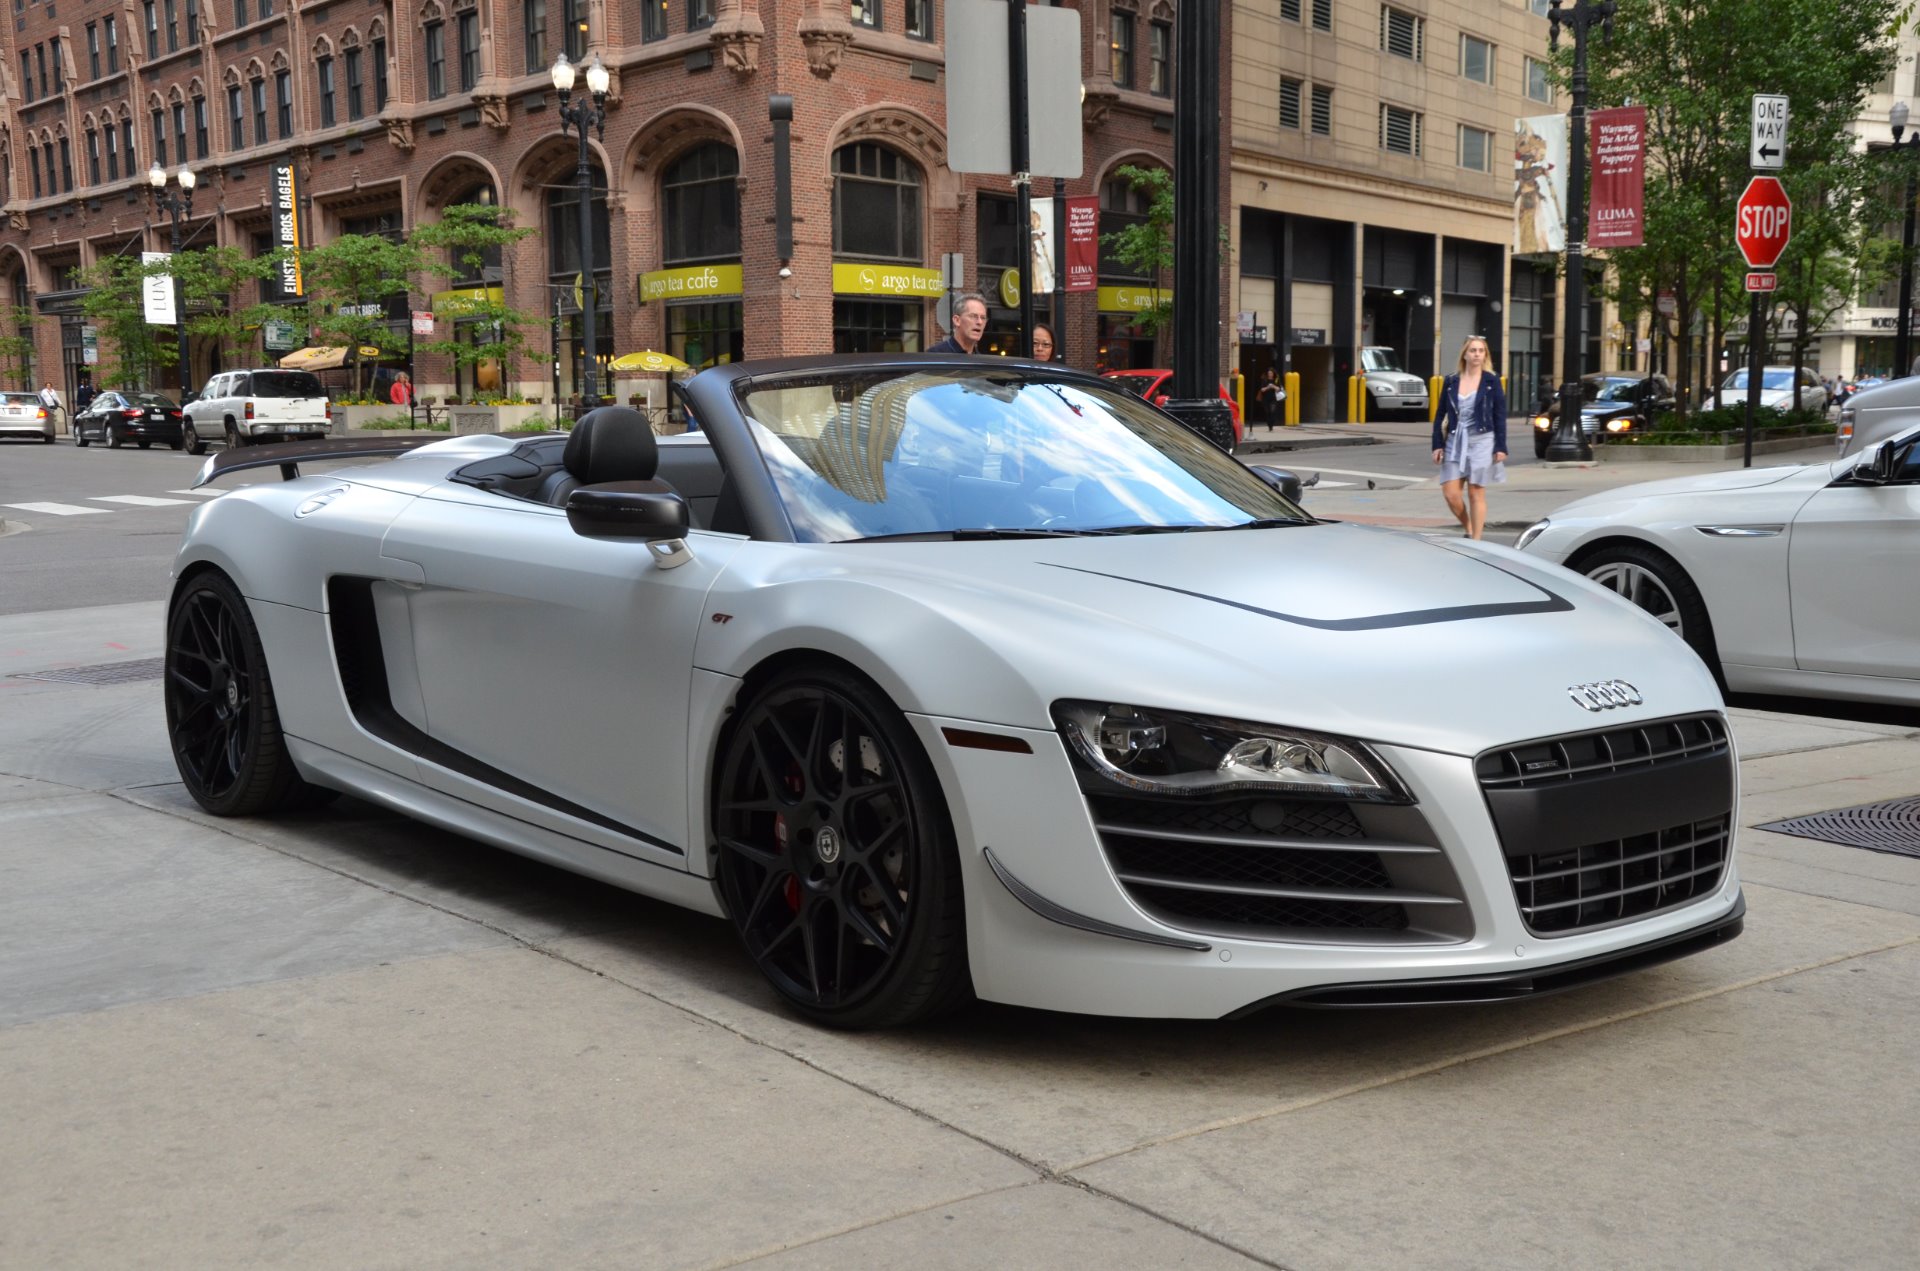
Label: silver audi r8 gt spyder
xmin=167 ymin=356 xmax=1744 ymax=1028
xmin=1517 ymin=425 xmax=1920 ymax=708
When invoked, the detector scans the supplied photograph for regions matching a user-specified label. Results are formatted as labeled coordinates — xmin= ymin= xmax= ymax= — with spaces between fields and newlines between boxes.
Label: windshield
xmin=1722 ymin=369 xmax=1796 ymax=391
xmin=1361 ymin=348 xmax=1406 ymax=373
xmin=251 ymin=371 xmax=325 ymax=398
xmin=737 ymin=370 xmax=1306 ymax=544
xmin=1582 ymin=378 xmax=1642 ymax=403
xmin=126 ymin=393 xmax=178 ymax=407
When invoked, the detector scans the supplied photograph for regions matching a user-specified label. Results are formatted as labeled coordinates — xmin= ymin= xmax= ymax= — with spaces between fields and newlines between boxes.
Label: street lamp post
xmin=552 ymin=51 xmax=611 ymax=414
xmin=148 ymin=162 xmax=197 ymax=400
xmin=1544 ymin=0 xmax=1615 ymax=463
xmin=1887 ymin=102 xmax=1920 ymax=378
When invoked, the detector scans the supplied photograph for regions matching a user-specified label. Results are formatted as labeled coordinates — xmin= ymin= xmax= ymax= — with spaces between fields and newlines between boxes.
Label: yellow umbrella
xmin=610 ymin=350 xmax=692 ymax=374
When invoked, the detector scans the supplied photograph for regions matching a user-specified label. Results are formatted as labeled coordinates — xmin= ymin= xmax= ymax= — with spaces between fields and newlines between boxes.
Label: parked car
xmin=1833 ymin=375 xmax=1884 ymax=409
xmin=1836 ymin=373 xmax=1920 ymax=456
xmin=1100 ymin=369 xmax=1245 ymax=444
xmin=1529 ymin=373 xmax=1677 ymax=458
xmin=183 ymin=369 xmax=330 ymax=453
xmin=0 ymin=390 xmax=53 ymax=442
xmin=1708 ymin=366 xmax=1828 ymax=414
xmin=1517 ymin=424 xmax=1920 ymax=707
xmin=1360 ymin=346 xmax=1431 ymax=420
xmin=71 ymin=391 xmax=186 ymax=449
xmin=167 ymin=357 xmax=1744 ymax=1029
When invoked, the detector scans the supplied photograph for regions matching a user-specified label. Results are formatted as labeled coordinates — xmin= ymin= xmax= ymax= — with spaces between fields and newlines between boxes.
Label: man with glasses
xmin=929 ymin=293 xmax=988 ymax=355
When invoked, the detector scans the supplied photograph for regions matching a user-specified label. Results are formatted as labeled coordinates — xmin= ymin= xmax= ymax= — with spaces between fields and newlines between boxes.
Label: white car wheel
xmin=1577 ymin=544 xmax=1720 ymax=679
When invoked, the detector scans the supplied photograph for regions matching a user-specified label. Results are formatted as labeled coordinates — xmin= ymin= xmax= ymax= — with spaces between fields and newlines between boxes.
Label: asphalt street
xmin=1 ymin=424 xmax=1916 ymax=1269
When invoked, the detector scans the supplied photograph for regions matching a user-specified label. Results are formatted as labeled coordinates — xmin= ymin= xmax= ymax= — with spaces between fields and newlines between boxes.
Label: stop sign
xmin=1736 ymin=176 xmax=1792 ymax=269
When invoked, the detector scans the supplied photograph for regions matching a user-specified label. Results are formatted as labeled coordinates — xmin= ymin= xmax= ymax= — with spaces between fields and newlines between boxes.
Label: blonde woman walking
xmin=1430 ymin=336 xmax=1508 ymax=539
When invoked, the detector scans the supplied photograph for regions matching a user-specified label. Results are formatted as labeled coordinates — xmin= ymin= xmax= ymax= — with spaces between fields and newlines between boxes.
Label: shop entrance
xmin=1291 ymin=345 xmax=1335 ymax=422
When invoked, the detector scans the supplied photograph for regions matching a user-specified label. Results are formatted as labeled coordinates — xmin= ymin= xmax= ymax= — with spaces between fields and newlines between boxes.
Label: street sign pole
xmin=1736 ymin=171 xmax=1792 ymax=468
xmin=1745 ymin=288 xmax=1764 ymax=468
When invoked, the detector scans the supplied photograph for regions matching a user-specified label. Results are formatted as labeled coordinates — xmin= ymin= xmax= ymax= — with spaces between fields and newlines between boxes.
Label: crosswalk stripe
xmin=90 ymin=495 xmax=195 ymax=507
xmin=168 ymin=489 xmax=223 ymax=497
xmin=3 ymin=502 xmax=111 ymax=516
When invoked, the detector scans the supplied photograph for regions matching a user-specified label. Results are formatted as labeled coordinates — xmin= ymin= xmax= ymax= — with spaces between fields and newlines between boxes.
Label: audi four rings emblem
xmin=1568 ymin=680 xmax=1643 ymax=711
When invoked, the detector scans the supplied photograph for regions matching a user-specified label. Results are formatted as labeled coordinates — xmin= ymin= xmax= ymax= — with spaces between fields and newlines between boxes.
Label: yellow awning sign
xmin=640 ymin=263 xmax=744 ymax=303
xmin=277 ymin=346 xmax=383 ymax=370
xmin=609 ymin=350 xmax=692 ymax=374
xmin=1097 ymin=285 xmax=1170 ymax=314
xmin=831 ymin=263 xmax=944 ymax=297
xmin=430 ymin=286 xmax=504 ymax=318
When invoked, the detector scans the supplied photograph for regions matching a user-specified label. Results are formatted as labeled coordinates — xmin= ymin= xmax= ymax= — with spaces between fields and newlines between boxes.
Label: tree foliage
xmin=297 ymin=233 xmax=426 ymax=392
xmin=0 ymin=306 xmax=36 ymax=389
xmin=408 ymin=204 xmax=542 ymax=398
xmin=1098 ymin=165 xmax=1175 ymax=336
xmin=79 ymin=253 xmax=174 ymax=389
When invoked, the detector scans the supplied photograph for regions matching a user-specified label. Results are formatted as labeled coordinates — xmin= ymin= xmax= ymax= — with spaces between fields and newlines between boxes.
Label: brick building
xmin=0 ymin=0 xmax=1216 ymax=406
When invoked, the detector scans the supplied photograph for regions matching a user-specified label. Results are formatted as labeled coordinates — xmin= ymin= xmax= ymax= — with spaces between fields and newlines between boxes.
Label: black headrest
xmin=564 ymin=406 xmax=660 ymax=485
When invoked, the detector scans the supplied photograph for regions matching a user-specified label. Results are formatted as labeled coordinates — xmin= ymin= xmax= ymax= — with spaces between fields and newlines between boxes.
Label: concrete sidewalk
xmin=1 ymin=603 xmax=1916 ymax=1269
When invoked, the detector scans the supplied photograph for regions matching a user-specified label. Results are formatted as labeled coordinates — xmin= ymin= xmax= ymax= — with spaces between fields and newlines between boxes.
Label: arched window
xmin=832 ymin=142 xmax=921 ymax=262
xmin=1099 ymin=172 xmax=1157 ymax=282
xmin=445 ymin=182 xmax=502 ymax=283
xmin=85 ymin=126 xmax=101 ymax=185
xmin=661 ymin=143 xmax=739 ymax=265
xmin=547 ymin=169 xmax=610 ymax=281
xmin=547 ymin=168 xmax=611 ymax=402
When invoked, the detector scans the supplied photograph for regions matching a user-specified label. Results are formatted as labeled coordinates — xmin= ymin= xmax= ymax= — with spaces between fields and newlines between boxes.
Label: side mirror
xmin=1247 ymin=464 xmax=1320 ymax=504
xmin=1850 ymin=438 xmax=1897 ymax=485
xmin=566 ymin=485 xmax=692 ymax=542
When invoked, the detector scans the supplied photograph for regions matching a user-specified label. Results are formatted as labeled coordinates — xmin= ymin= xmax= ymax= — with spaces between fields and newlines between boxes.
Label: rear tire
xmin=1575 ymin=543 xmax=1722 ymax=683
xmin=224 ymin=420 xmax=245 ymax=449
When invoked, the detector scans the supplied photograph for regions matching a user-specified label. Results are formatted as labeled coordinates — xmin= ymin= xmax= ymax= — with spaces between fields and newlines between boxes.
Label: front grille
xmin=1085 ymin=792 xmax=1464 ymax=941
xmin=1477 ymin=715 xmax=1734 ymax=937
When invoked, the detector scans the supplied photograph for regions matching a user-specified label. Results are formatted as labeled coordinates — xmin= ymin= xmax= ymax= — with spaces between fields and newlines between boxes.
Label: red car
xmin=1100 ymin=369 xmax=1245 ymax=444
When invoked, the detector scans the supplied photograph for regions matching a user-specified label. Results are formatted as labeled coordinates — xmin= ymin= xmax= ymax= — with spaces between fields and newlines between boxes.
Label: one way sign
xmin=1751 ymin=94 xmax=1788 ymax=170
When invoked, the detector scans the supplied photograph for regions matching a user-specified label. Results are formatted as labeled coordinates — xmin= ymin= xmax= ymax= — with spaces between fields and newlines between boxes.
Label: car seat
xmin=539 ymin=406 xmax=674 ymax=506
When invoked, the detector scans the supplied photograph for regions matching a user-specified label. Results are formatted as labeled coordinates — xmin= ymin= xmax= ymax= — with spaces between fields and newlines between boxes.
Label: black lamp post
xmin=1544 ymin=0 xmax=1615 ymax=463
xmin=148 ymin=161 xmax=197 ymax=400
xmin=552 ymin=51 xmax=610 ymax=413
xmin=1887 ymin=102 xmax=1920 ymax=378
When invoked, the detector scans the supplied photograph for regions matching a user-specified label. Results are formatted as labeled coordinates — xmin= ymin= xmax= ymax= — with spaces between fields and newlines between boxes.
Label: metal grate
xmin=1758 ymin=797 xmax=1920 ymax=860
xmin=8 ymin=657 xmax=166 ymax=686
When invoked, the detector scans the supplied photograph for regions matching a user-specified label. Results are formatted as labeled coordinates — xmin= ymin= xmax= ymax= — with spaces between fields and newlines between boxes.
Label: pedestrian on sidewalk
xmin=1431 ymin=335 xmax=1507 ymax=540
xmin=929 ymin=294 xmax=988 ymax=354
xmin=1257 ymin=366 xmax=1281 ymax=429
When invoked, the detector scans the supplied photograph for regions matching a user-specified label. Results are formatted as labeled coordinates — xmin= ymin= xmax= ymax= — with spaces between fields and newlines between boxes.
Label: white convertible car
xmin=1518 ymin=424 xmax=1920 ymax=709
xmin=167 ymin=357 xmax=1744 ymax=1028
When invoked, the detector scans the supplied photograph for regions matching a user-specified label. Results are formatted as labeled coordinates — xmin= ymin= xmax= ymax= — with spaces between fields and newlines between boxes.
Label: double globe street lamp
xmin=552 ymin=51 xmax=612 ymax=414
xmin=1542 ymin=0 xmax=1615 ymax=463
xmin=148 ymin=161 xmax=197 ymax=402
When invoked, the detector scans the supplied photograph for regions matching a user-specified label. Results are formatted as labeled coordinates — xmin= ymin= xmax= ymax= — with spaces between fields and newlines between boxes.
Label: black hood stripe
xmin=1041 ymin=561 xmax=1575 ymax=631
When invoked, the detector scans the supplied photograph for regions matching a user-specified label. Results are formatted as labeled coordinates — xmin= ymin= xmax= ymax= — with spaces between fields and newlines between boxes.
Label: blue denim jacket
xmin=1430 ymin=373 xmax=1508 ymax=455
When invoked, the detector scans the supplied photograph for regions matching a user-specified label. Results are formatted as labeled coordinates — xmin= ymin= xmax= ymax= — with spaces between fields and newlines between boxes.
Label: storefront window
xmin=1097 ymin=315 xmax=1155 ymax=372
xmin=662 ymin=143 xmax=740 ymax=265
xmin=832 ymin=142 xmax=922 ymax=262
xmin=667 ymin=301 xmax=743 ymax=369
xmin=834 ymin=300 xmax=921 ymax=353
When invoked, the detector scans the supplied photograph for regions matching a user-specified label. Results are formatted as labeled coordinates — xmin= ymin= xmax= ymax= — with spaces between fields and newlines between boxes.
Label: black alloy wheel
xmin=183 ymin=420 xmax=206 ymax=455
xmin=164 ymin=571 xmax=331 ymax=816
xmin=713 ymin=667 xmax=969 ymax=1029
xmin=73 ymin=419 xmax=89 ymax=447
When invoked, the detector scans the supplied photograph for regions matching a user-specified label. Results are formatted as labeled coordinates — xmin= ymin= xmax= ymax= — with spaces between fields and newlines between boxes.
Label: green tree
xmin=1098 ymin=164 xmax=1174 ymax=336
xmin=78 ymin=253 xmax=174 ymax=389
xmin=408 ymin=204 xmax=542 ymax=399
xmin=149 ymin=245 xmax=288 ymax=380
xmin=0 ymin=306 xmax=36 ymax=389
xmin=297 ymin=233 xmax=425 ymax=396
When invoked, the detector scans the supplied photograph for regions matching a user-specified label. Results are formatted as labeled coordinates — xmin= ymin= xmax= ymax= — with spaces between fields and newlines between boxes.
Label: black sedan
xmin=73 ymin=391 xmax=188 ymax=449
xmin=1530 ymin=373 xmax=1676 ymax=457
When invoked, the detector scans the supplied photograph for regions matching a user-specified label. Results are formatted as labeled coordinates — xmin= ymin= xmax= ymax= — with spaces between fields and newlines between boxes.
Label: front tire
xmin=1577 ymin=543 xmax=1721 ymax=679
xmin=73 ymin=423 xmax=89 ymax=447
xmin=164 ymin=571 xmax=329 ymax=816
xmin=712 ymin=666 xmax=969 ymax=1029
xmin=184 ymin=420 xmax=206 ymax=455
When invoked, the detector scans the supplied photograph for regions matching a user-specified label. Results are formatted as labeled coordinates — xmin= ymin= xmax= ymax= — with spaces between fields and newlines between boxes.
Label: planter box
xmin=1602 ymin=432 xmax=1834 ymax=462
xmin=448 ymin=404 xmax=549 ymax=435
xmin=328 ymin=404 xmax=403 ymax=435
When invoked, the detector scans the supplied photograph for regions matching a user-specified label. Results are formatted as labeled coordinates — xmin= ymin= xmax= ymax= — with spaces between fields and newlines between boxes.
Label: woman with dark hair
xmin=1030 ymin=323 xmax=1056 ymax=361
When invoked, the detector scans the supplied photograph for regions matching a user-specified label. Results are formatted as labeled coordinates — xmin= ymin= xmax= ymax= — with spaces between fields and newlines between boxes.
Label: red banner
xmin=1589 ymin=106 xmax=1646 ymax=249
xmin=1064 ymin=196 xmax=1099 ymax=292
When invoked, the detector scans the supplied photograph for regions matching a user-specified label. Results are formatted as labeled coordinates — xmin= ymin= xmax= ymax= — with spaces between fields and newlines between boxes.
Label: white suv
xmin=183 ymin=369 xmax=330 ymax=454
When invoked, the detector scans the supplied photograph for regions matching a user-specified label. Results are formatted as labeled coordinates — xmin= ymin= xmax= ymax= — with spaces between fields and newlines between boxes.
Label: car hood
xmin=744 ymin=524 xmax=1721 ymax=755
xmin=1545 ymin=462 xmax=1810 ymax=514
xmin=1368 ymin=372 xmax=1426 ymax=391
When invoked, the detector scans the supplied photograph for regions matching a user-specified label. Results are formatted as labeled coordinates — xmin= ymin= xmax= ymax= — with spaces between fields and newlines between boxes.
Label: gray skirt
xmin=1439 ymin=429 xmax=1506 ymax=486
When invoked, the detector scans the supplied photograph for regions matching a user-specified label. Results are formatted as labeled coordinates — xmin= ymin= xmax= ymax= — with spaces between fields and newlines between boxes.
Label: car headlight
xmin=1514 ymin=518 xmax=1550 ymax=551
xmin=1052 ymin=701 xmax=1409 ymax=802
xmin=1606 ymin=417 xmax=1632 ymax=432
xmin=1532 ymin=414 xmax=1552 ymax=431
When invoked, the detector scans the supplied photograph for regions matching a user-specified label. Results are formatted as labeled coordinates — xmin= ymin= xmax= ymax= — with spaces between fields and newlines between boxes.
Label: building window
xmin=1111 ymin=12 xmax=1134 ymax=90
xmin=1524 ymin=56 xmax=1551 ymax=103
xmin=35 ymin=45 xmax=46 ymax=97
xmin=667 ymin=301 xmax=744 ymax=370
xmin=458 ymin=12 xmax=479 ymax=92
xmin=105 ymin=124 xmax=119 ymax=179
xmin=1099 ymin=174 xmax=1154 ymax=282
xmin=275 ymin=69 xmax=291 ymax=137
xmin=425 ymin=22 xmax=445 ymax=99
xmin=87 ymin=130 xmax=101 ymax=184
xmin=59 ymin=137 xmax=73 ymax=192
xmin=228 ymin=84 xmax=244 ymax=147
xmin=1459 ymin=124 xmax=1492 ymax=172
xmin=374 ymin=37 xmax=389 ymax=109
xmin=342 ymin=209 xmax=404 ymax=242
xmin=690 ymin=0 xmax=715 ymax=30
xmin=1148 ymin=21 xmax=1170 ymax=96
xmin=49 ymin=36 xmax=62 ymax=91
xmin=87 ymin=24 xmax=100 ymax=80
xmin=173 ymin=102 xmax=187 ymax=164
xmin=319 ymin=56 xmax=336 ymax=126
xmin=185 ymin=0 xmax=198 ymax=43
xmin=833 ymin=300 xmax=921 ymax=354
xmin=106 ymin=18 xmax=120 ymax=72
xmin=193 ymin=95 xmax=208 ymax=157
xmin=906 ymin=0 xmax=931 ymax=39
xmin=346 ymin=48 xmax=364 ymax=119
xmin=18 ymin=53 xmax=30 ymax=103
xmin=234 ymin=0 xmax=246 ymax=23
xmin=662 ymin=142 xmax=741 ymax=264
xmin=164 ymin=0 xmax=179 ymax=52
xmin=1280 ymin=0 xmax=1300 ymax=20
xmin=849 ymin=0 xmax=874 ymax=28
xmin=832 ymin=142 xmax=922 ymax=262
xmin=152 ymin=109 xmax=168 ymax=166
xmin=28 ymin=146 xmax=40 ymax=199
xmin=1312 ymin=0 xmax=1331 ymax=32
xmin=144 ymin=2 xmax=159 ymax=59
xmin=251 ymin=77 xmax=267 ymax=146
xmin=525 ymin=0 xmax=547 ymax=72
xmin=1380 ymin=103 xmax=1422 ymax=156
xmin=259 ymin=0 xmax=272 ymax=17
xmin=1280 ymin=78 xmax=1302 ymax=130
xmin=1311 ymin=84 xmax=1332 ymax=136
xmin=563 ymin=0 xmax=585 ymax=59
xmin=122 ymin=117 xmax=136 ymax=169
xmin=1461 ymin=34 xmax=1492 ymax=84
xmin=1381 ymin=7 xmax=1423 ymax=61
xmin=641 ymin=0 xmax=665 ymax=41
xmin=1530 ymin=0 xmax=1550 ymax=14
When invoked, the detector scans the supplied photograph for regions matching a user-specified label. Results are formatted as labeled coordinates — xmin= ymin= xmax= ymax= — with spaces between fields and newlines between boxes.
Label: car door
xmin=377 ymin=490 xmax=746 ymax=866
xmin=86 ymin=393 xmax=121 ymax=439
xmin=1788 ymin=431 xmax=1920 ymax=679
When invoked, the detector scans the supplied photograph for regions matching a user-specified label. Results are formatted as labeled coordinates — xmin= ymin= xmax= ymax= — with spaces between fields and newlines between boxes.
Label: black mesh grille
xmin=1507 ymin=816 xmax=1732 ymax=934
xmin=1476 ymin=714 xmax=1729 ymax=789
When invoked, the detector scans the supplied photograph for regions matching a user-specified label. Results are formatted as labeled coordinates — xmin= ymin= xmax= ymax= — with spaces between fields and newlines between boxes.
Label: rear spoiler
xmin=191 ymin=436 xmax=442 ymax=488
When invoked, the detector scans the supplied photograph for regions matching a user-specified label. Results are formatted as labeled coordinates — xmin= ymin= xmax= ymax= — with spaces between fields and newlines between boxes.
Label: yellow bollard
xmin=1429 ymin=376 xmax=1444 ymax=423
xmin=1232 ymin=373 xmax=1245 ymax=422
xmin=1284 ymin=371 xmax=1301 ymax=425
xmin=1348 ymin=375 xmax=1367 ymax=423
